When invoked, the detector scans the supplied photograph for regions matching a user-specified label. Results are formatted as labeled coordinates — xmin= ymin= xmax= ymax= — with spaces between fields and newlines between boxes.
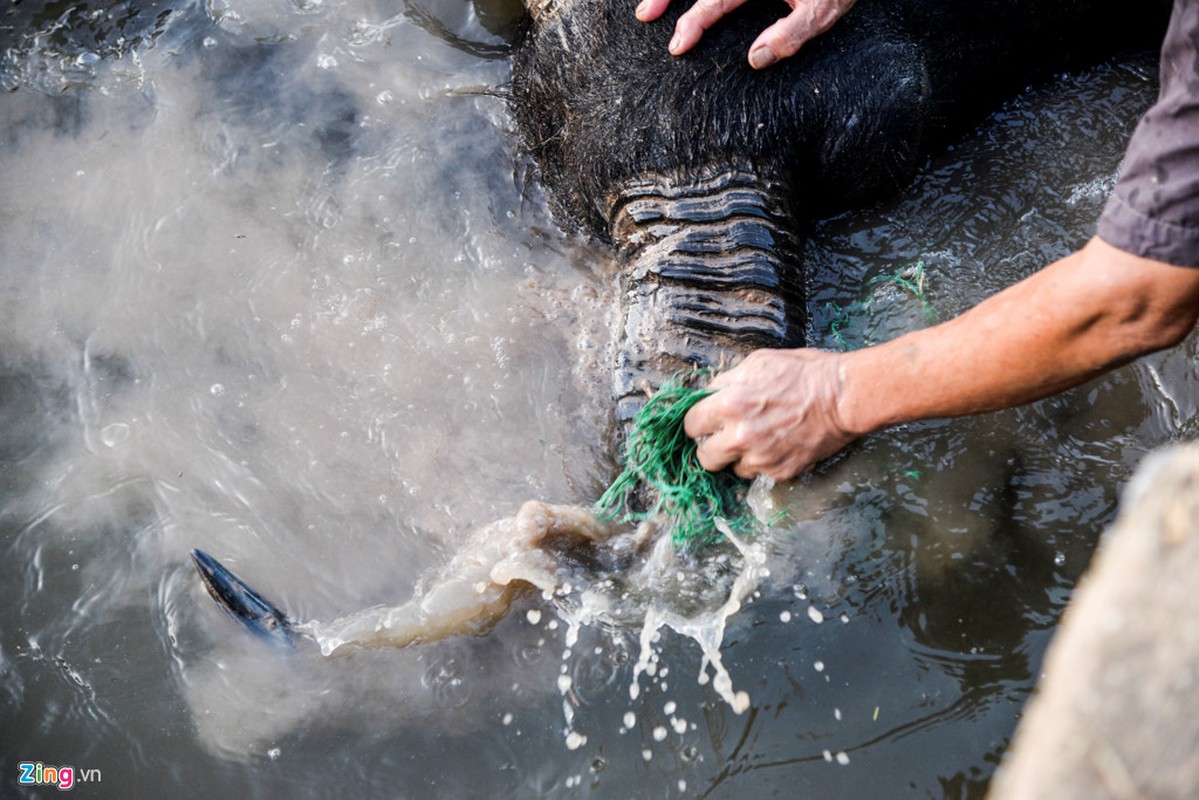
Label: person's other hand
xmin=636 ymin=0 xmax=857 ymax=69
xmin=683 ymin=348 xmax=857 ymax=480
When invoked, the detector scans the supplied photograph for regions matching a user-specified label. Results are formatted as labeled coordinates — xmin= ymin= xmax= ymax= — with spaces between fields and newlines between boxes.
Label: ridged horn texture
xmin=608 ymin=165 xmax=803 ymax=420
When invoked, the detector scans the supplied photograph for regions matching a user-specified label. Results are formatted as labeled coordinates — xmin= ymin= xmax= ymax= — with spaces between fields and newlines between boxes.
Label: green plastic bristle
xmin=594 ymin=375 xmax=750 ymax=549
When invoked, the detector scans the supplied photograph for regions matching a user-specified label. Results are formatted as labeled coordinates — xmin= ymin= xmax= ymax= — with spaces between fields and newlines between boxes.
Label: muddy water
xmin=0 ymin=1 xmax=1184 ymax=797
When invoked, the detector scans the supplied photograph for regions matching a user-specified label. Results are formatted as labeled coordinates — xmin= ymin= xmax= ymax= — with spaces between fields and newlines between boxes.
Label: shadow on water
xmin=0 ymin=1 xmax=1189 ymax=797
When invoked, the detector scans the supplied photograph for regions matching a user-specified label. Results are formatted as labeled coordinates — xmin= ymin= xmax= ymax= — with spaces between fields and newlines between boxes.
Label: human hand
xmin=635 ymin=0 xmax=857 ymax=69
xmin=683 ymin=348 xmax=858 ymax=480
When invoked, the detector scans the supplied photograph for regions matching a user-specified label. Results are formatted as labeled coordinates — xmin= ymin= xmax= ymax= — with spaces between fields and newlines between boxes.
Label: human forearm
xmin=837 ymin=237 xmax=1199 ymax=435
xmin=684 ymin=237 xmax=1199 ymax=480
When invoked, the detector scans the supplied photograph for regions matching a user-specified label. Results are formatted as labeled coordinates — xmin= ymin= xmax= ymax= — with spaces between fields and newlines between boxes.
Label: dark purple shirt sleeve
xmin=1097 ymin=0 xmax=1199 ymax=267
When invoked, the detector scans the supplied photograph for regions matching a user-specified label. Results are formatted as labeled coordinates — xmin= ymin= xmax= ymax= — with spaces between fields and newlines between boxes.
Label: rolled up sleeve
xmin=1098 ymin=0 xmax=1199 ymax=268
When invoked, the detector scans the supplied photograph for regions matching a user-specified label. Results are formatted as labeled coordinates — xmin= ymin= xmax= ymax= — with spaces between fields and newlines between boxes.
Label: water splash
xmin=244 ymin=490 xmax=778 ymax=735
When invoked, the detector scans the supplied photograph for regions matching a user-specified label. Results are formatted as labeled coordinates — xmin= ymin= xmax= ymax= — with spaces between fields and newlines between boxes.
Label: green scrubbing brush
xmin=594 ymin=375 xmax=751 ymax=549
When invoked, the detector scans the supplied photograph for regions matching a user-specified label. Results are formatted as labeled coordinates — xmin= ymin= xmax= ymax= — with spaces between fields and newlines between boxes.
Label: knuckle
xmin=742 ymin=349 xmax=767 ymax=365
xmin=711 ymin=390 xmax=736 ymax=414
xmin=724 ymin=424 xmax=752 ymax=452
xmin=778 ymin=31 xmax=809 ymax=52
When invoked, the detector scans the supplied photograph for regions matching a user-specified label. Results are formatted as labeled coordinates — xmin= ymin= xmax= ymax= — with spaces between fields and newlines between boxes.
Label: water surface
xmin=0 ymin=2 xmax=1187 ymax=797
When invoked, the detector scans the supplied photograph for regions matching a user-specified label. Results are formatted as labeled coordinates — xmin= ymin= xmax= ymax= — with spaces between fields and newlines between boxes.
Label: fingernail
xmin=635 ymin=0 xmax=649 ymax=18
xmin=749 ymin=44 xmax=777 ymax=70
xmin=668 ymin=33 xmax=682 ymax=54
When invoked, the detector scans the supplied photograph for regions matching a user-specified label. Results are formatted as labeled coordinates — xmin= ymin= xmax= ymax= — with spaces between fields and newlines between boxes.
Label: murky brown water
xmin=1 ymin=1 xmax=1187 ymax=797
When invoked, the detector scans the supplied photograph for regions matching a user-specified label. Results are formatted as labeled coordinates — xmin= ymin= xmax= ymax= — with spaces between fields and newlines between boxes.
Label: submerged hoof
xmin=191 ymin=549 xmax=295 ymax=649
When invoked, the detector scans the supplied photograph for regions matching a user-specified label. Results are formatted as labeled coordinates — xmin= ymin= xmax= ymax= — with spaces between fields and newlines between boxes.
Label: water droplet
xmin=623 ymin=711 xmax=636 ymax=729
xmin=779 ymin=610 xmax=792 ymax=623
xmin=203 ymin=36 xmax=217 ymax=47
xmin=422 ymin=657 xmax=470 ymax=707
xmin=526 ymin=609 xmax=542 ymax=625
xmin=808 ymin=606 xmax=825 ymax=624
xmin=210 ymin=383 xmax=225 ymax=396
xmin=268 ymin=748 xmax=281 ymax=760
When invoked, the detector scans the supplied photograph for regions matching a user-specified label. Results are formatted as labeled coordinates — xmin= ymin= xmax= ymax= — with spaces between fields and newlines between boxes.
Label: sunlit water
xmin=1 ymin=1 xmax=1188 ymax=797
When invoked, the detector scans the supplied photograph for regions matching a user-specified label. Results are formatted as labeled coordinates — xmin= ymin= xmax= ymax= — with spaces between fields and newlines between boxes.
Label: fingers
xmin=684 ymin=393 xmax=746 ymax=472
xmin=694 ymin=425 xmax=742 ymax=474
xmin=683 ymin=391 xmax=718 ymax=440
xmin=749 ymin=0 xmax=857 ymax=69
xmin=689 ymin=399 xmax=785 ymax=477
xmin=639 ymin=0 xmax=854 ymax=66
xmin=697 ymin=427 xmax=813 ymax=481
xmin=685 ymin=347 xmax=850 ymax=480
xmin=669 ymin=0 xmax=751 ymax=55
xmin=634 ymin=0 xmax=673 ymax=22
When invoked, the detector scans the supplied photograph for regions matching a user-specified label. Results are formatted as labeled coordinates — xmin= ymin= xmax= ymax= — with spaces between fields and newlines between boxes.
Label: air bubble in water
xmin=100 ymin=423 xmax=130 ymax=447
